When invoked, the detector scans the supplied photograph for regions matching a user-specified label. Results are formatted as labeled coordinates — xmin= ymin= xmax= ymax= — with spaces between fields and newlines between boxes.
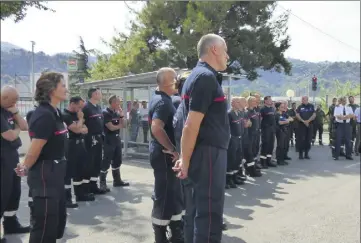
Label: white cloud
xmin=1 ymin=1 xmax=359 ymax=62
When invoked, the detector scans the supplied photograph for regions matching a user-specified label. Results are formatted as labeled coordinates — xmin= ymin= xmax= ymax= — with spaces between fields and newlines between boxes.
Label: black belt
xmin=39 ymin=157 xmax=66 ymax=162
xmin=231 ymin=135 xmax=242 ymax=139
xmin=89 ymin=134 xmax=103 ymax=137
xmin=69 ymin=138 xmax=84 ymax=143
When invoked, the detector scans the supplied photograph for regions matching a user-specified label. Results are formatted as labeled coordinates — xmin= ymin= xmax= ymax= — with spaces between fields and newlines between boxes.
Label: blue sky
xmin=1 ymin=1 xmax=360 ymax=62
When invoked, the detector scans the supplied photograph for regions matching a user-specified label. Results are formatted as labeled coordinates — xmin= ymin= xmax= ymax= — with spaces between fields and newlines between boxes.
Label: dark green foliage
xmin=0 ymin=1 xmax=53 ymax=22
xmin=91 ymin=1 xmax=291 ymax=81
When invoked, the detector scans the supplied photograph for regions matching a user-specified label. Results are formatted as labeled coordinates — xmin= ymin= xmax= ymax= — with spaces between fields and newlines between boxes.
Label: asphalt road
xmin=4 ymin=145 xmax=360 ymax=243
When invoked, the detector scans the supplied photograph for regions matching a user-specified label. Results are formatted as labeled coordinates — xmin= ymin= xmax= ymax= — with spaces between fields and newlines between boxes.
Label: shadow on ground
xmin=6 ymin=146 xmax=360 ymax=243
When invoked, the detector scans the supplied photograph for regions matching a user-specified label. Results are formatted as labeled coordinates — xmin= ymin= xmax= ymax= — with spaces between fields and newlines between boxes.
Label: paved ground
xmin=4 ymin=145 xmax=360 ymax=243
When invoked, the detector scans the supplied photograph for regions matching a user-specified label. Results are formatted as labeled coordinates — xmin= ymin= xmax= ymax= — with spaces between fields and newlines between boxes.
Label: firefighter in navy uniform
xmin=99 ymin=95 xmax=129 ymax=192
xmin=245 ymin=96 xmax=262 ymax=177
xmin=260 ymin=96 xmax=277 ymax=168
xmin=83 ymin=88 xmax=108 ymax=194
xmin=281 ymin=101 xmax=292 ymax=161
xmin=275 ymin=102 xmax=292 ymax=165
xmin=1 ymin=86 xmax=30 ymax=243
xmin=252 ymin=93 xmax=262 ymax=169
xmin=63 ymin=97 xmax=95 ymax=204
xmin=296 ymin=96 xmax=316 ymax=159
xmin=174 ymin=36 xmax=231 ymax=243
xmin=15 ymin=72 xmax=68 ymax=243
xmin=287 ymin=102 xmax=297 ymax=147
xmin=149 ymin=68 xmax=184 ymax=243
xmin=226 ymin=97 xmax=245 ymax=189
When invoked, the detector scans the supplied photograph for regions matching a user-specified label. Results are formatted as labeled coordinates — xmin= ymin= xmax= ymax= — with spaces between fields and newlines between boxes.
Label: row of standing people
xmin=146 ymin=34 xmax=325 ymax=243
xmin=10 ymin=73 xmax=130 ymax=243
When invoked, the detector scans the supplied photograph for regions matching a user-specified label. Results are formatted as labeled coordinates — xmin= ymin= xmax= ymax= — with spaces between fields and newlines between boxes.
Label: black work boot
xmin=99 ymin=172 xmax=111 ymax=192
xmin=284 ymin=154 xmax=292 ymax=160
xmin=277 ymin=160 xmax=287 ymax=166
xmin=75 ymin=184 xmax=95 ymax=202
xmin=168 ymin=220 xmax=184 ymax=243
xmin=90 ymin=181 xmax=107 ymax=195
xmin=3 ymin=215 xmax=30 ymax=234
xmin=153 ymin=224 xmax=169 ymax=243
xmin=245 ymin=163 xmax=262 ymax=177
xmin=81 ymin=182 xmax=95 ymax=199
xmin=222 ymin=222 xmax=228 ymax=231
xmin=266 ymin=157 xmax=277 ymax=167
xmin=319 ymin=140 xmax=323 ymax=146
xmin=65 ymin=188 xmax=78 ymax=208
xmin=255 ymin=159 xmax=262 ymax=170
xmin=228 ymin=174 xmax=237 ymax=188
xmin=260 ymin=158 xmax=268 ymax=169
xmin=232 ymin=173 xmax=244 ymax=185
xmin=304 ymin=151 xmax=311 ymax=159
xmin=112 ymin=169 xmax=130 ymax=187
xmin=237 ymin=166 xmax=247 ymax=182
xmin=299 ymin=151 xmax=304 ymax=160
xmin=225 ymin=174 xmax=231 ymax=189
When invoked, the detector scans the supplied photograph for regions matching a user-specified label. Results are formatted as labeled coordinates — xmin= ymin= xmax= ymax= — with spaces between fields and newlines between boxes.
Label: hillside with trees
xmin=1 ymin=41 xmax=360 ymax=97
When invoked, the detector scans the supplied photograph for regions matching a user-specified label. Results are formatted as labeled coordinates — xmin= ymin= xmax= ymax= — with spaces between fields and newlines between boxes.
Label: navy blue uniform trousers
xmin=184 ymin=145 xmax=226 ymax=243
xmin=27 ymin=159 xmax=67 ymax=243
xmin=297 ymin=123 xmax=313 ymax=153
xmin=150 ymin=143 xmax=184 ymax=226
xmin=227 ymin=136 xmax=242 ymax=174
xmin=334 ymin=123 xmax=352 ymax=157
xmin=0 ymin=149 xmax=21 ymax=218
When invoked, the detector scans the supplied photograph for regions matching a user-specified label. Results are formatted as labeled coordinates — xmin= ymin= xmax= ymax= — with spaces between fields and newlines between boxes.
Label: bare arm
xmin=308 ymin=113 xmax=316 ymax=122
xmin=67 ymin=119 xmax=85 ymax=134
xmin=151 ymin=119 xmax=175 ymax=151
xmin=296 ymin=113 xmax=304 ymax=123
xmin=13 ymin=113 xmax=28 ymax=131
xmin=180 ymin=111 xmax=204 ymax=167
xmin=1 ymin=124 xmax=21 ymax=141
xmin=279 ymin=120 xmax=289 ymax=125
xmin=105 ymin=122 xmax=123 ymax=131
xmin=22 ymin=139 xmax=47 ymax=169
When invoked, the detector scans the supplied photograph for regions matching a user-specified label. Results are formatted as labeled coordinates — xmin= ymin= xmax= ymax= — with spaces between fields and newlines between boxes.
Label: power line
xmin=278 ymin=4 xmax=360 ymax=52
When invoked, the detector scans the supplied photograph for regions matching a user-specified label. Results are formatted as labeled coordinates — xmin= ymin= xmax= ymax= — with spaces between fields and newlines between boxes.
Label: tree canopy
xmin=0 ymin=1 xmax=53 ymax=22
xmin=91 ymin=1 xmax=292 ymax=81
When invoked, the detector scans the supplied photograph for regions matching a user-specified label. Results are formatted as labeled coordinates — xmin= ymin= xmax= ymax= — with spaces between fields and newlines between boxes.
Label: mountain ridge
xmin=1 ymin=41 xmax=360 ymax=96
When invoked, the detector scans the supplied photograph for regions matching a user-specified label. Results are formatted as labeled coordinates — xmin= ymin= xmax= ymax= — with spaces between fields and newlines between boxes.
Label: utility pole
xmin=31 ymin=41 xmax=36 ymax=100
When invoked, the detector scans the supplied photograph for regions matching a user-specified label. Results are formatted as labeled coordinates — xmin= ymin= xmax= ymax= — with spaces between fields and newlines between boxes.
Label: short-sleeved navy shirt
xmin=247 ymin=108 xmax=260 ymax=134
xmin=241 ymin=110 xmax=249 ymax=142
xmin=28 ymin=103 xmax=68 ymax=160
xmin=181 ymin=61 xmax=230 ymax=149
xmin=149 ymin=90 xmax=176 ymax=147
xmin=62 ymin=109 xmax=82 ymax=139
xmin=172 ymin=94 xmax=181 ymax=109
xmin=275 ymin=112 xmax=288 ymax=131
xmin=0 ymin=107 xmax=22 ymax=150
xmin=103 ymin=107 xmax=121 ymax=136
xmin=260 ymin=106 xmax=276 ymax=129
xmin=228 ymin=110 xmax=243 ymax=137
xmin=83 ymin=102 xmax=104 ymax=135
xmin=296 ymin=103 xmax=315 ymax=121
